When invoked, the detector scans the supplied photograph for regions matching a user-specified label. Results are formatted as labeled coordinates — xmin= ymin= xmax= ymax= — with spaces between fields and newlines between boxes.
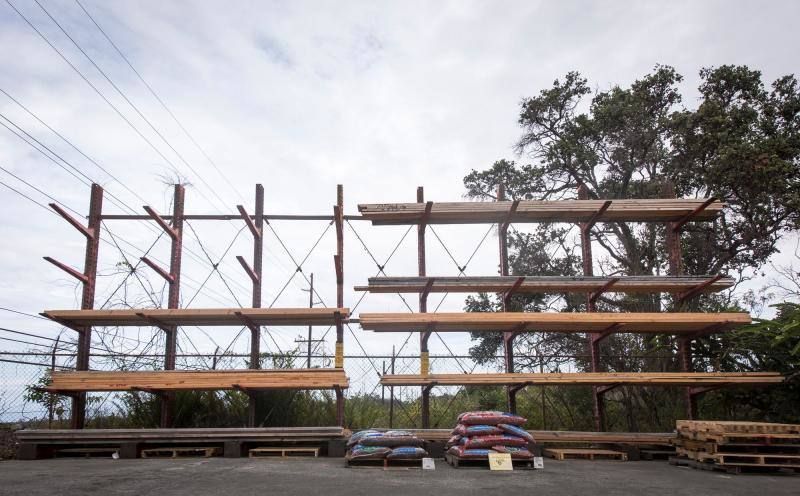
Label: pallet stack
xmin=672 ymin=420 xmax=800 ymax=474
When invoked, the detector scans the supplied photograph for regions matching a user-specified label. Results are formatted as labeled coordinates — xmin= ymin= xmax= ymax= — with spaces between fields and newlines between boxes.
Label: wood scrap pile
xmin=672 ymin=420 xmax=800 ymax=474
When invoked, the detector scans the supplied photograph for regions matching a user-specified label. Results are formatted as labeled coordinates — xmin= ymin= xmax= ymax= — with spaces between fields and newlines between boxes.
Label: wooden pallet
xmin=249 ymin=447 xmax=319 ymax=458
xmin=141 ymin=447 xmax=220 ymax=458
xmin=444 ymin=452 xmax=535 ymax=469
xmin=670 ymin=456 xmax=800 ymax=475
xmin=56 ymin=447 xmax=119 ymax=458
xmin=639 ymin=449 xmax=675 ymax=461
xmin=545 ymin=448 xmax=627 ymax=461
xmin=344 ymin=456 xmax=424 ymax=470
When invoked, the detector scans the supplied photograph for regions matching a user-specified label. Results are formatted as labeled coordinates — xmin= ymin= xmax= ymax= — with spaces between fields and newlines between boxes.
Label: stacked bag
xmin=446 ymin=411 xmax=535 ymax=460
xmin=346 ymin=429 xmax=428 ymax=461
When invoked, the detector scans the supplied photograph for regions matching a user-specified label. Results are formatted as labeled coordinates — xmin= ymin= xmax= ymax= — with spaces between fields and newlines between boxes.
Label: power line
xmin=73 ymin=0 xmax=245 ymax=204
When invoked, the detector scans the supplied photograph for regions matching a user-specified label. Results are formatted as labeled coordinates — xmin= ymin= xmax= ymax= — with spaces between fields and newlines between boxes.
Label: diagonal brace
xmin=49 ymin=203 xmax=93 ymax=239
xmin=500 ymin=200 xmax=521 ymax=232
xmin=140 ymin=257 xmax=175 ymax=283
xmin=236 ymin=256 xmax=259 ymax=284
xmin=43 ymin=256 xmax=88 ymax=284
xmin=673 ymin=197 xmax=718 ymax=232
xmin=592 ymin=323 xmax=622 ymax=344
xmin=136 ymin=312 xmax=172 ymax=333
xmin=509 ymin=381 xmax=532 ymax=394
xmin=236 ymin=205 xmax=261 ymax=238
xmin=676 ymin=275 xmax=724 ymax=305
xmin=583 ymin=200 xmax=613 ymax=231
xmin=143 ymin=206 xmax=178 ymax=239
xmin=589 ymin=277 xmax=620 ymax=304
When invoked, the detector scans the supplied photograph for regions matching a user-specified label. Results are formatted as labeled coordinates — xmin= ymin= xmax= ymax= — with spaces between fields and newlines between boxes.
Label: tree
xmin=463 ymin=66 xmax=800 ymax=429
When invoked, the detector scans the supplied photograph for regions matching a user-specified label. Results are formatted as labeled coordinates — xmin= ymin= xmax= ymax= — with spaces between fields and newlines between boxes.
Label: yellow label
xmin=488 ymin=453 xmax=513 ymax=471
xmin=335 ymin=342 xmax=344 ymax=368
xmin=420 ymin=351 xmax=429 ymax=375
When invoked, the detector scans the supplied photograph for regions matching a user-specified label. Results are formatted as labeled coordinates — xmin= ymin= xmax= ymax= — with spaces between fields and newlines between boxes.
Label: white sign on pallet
xmin=533 ymin=456 xmax=544 ymax=469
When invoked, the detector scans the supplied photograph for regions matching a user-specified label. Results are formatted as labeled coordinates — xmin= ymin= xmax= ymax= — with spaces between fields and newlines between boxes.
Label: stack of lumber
xmin=15 ymin=427 xmax=348 ymax=445
xmin=359 ymin=312 xmax=751 ymax=334
xmin=44 ymin=369 xmax=349 ymax=392
xmin=673 ymin=420 xmax=800 ymax=473
xmin=357 ymin=199 xmax=724 ymax=225
xmin=395 ymin=429 xmax=676 ymax=445
xmin=41 ymin=307 xmax=349 ymax=327
xmin=379 ymin=372 xmax=784 ymax=387
xmin=355 ymin=275 xmax=734 ymax=294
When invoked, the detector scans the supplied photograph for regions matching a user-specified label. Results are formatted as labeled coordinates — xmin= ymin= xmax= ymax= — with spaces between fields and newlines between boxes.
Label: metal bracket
xmin=689 ymin=385 xmax=723 ymax=397
xmin=236 ymin=205 xmax=261 ymax=238
xmin=508 ymin=381 xmax=532 ymax=394
xmin=420 ymin=278 xmax=435 ymax=301
xmin=502 ymin=276 xmax=526 ymax=308
xmin=234 ymin=311 xmax=261 ymax=334
xmin=422 ymin=382 xmax=437 ymax=394
xmin=49 ymin=203 xmax=94 ymax=239
xmin=140 ymin=257 xmax=175 ymax=283
xmin=683 ymin=322 xmax=726 ymax=341
xmin=588 ymin=277 xmax=620 ymax=305
xmin=40 ymin=313 xmax=86 ymax=334
xmin=419 ymin=201 xmax=433 ymax=228
xmin=675 ymin=275 xmax=724 ymax=305
xmin=500 ymin=200 xmax=521 ymax=232
xmin=143 ymin=206 xmax=178 ymax=239
xmin=334 ymin=254 xmax=343 ymax=284
xmin=504 ymin=322 xmax=528 ymax=343
xmin=43 ymin=256 xmax=89 ymax=284
xmin=136 ymin=312 xmax=173 ymax=333
xmin=673 ymin=197 xmax=718 ymax=232
xmin=596 ymin=383 xmax=622 ymax=395
xmin=591 ymin=323 xmax=622 ymax=344
xmin=236 ymin=256 xmax=259 ymax=284
xmin=583 ymin=200 xmax=613 ymax=231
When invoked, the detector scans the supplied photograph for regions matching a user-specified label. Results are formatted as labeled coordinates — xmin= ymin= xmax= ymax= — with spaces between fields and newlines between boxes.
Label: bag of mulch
xmin=452 ymin=424 xmax=504 ymax=437
xmin=458 ymin=411 xmax=527 ymax=426
xmin=461 ymin=434 xmax=528 ymax=449
xmin=447 ymin=445 xmax=497 ymax=459
xmin=386 ymin=446 xmax=428 ymax=460
xmin=359 ymin=430 xmax=424 ymax=447
xmin=445 ymin=435 xmax=462 ymax=449
xmin=349 ymin=444 xmax=391 ymax=459
xmin=497 ymin=423 xmax=535 ymax=443
xmin=491 ymin=445 xmax=534 ymax=459
xmin=347 ymin=430 xmax=381 ymax=447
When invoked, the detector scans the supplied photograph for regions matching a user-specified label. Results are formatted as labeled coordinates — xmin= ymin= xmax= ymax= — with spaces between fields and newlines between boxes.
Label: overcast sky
xmin=1 ymin=0 xmax=799 ymax=402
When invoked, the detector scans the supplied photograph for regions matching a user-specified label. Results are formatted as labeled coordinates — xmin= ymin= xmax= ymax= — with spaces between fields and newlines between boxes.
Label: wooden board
xmin=546 ymin=448 xmax=627 ymax=461
xmin=42 ymin=307 xmax=349 ymax=328
xmin=15 ymin=427 xmax=347 ymax=443
xmin=358 ymin=199 xmax=724 ymax=225
xmin=359 ymin=312 xmax=751 ymax=334
xmin=249 ymin=447 xmax=319 ymax=458
xmin=381 ymin=429 xmax=675 ymax=445
xmin=355 ymin=276 xmax=734 ymax=294
xmin=45 ymin=368 xmax=349 ymax=392
xmin=379 ymin=372 xmax=783 ymax=387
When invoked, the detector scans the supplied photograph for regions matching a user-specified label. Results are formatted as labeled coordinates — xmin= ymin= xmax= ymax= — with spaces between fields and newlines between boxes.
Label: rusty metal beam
xmin=676 ymin=275 xmax=724 ymax=306
xmin=43 ymin=257 xmax=89 ymax=284
xmin=236 ymin=256 xmax=259 ymax=284
xmin=583 ymin=200 xmax=613 ymax=231
xmin=673 ymin=197 xmax=718 ymax=232
xmin=140 ymin=256 xmax=174 ymax=283
xmin=48 ymin=203 xmax=93 ymax=239
xmin=588 ymin=277 xmax=620 ymax=305
xmin=143 ymin=206 xmax=177 ymax=238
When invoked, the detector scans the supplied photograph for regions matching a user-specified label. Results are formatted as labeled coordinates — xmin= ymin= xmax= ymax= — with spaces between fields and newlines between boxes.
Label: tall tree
xmin=463 ymin=66 xmax=800 ymax=429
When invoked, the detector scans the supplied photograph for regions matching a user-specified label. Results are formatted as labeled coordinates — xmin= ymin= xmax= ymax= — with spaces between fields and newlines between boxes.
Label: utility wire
xmin=73 ymin=0 xmax=245 ymax=204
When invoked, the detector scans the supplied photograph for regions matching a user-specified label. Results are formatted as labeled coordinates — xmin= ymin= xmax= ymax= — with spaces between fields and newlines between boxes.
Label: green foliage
xmin=462 ymin=65 xmax=800 ymax=430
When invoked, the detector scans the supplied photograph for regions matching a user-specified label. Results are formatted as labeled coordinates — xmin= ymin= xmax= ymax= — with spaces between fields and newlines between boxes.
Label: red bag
xmin=461 ymin=434 xmax=528 ymax=449
xmin=492 ymin=445 xmax=534 ymax=459
xmin=457 ymin=411 xmax=527 ymax=426
xmin=447 ymin=445 xmax=497 ymax=459
xmin=452 ymin=424 xmax=504 ymax=437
